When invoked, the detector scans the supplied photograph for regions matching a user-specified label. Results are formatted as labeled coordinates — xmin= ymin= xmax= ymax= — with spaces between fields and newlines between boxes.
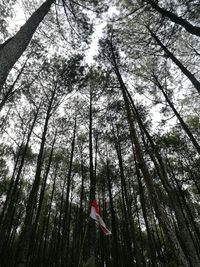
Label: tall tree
xmin=0 ymin=0 xmax=55 ymax=90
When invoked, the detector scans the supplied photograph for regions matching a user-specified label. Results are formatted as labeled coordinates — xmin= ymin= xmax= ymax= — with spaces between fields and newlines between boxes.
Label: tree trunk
xmin=29 ymin=131 xmax=57 ymax=262
xmin=43 ymin=165 xmax=58 ymax=265
xmin=146 ymin=0 xmax=200 ymax=37
xmin=0 ymin=58 xmax=28 ymax=111
xmin=122 ymin=62 xmax=200 ymax=266
xmin=134 ymin=153 xmax=158 ymax=266
xmin=112 ymin=129 xmax=139 ymax=266
xmin=0 ymin=106 xmax=39 ymax=262
xmin=87 ymin=88 xmax=96 ymax=263
xmin=148 ymin=28 xmax=200 ymax=94
xmin=110 ymin=41 xmax=190 ymax=266
xmin=61 ymin=118 xmax=76 ymax=266
xmin=153 ymin=75 xmax=200 ymax=155
xmin=0 ymin=138 xmax=25 ymax=226
xmin=106 ymin=158 xmax=121 ymax=267
xmin=16 ymin=88 xmax=55 ymax=266
xmin=0 ymin=0 xmax=55 ymax=90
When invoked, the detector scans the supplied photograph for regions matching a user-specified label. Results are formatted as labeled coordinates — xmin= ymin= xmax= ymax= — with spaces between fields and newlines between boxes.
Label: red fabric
xmin=91 ymin=199 xmax=100 ymax=215
xmin=99 ymin=225 xmax=111 ymax=235
xmin=90 ymin=199 xmax=111 ymax=235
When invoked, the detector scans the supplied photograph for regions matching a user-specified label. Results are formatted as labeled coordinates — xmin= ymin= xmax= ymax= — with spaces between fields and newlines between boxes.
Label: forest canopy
xmin=0 ymin=0 xmax=200 ymax=266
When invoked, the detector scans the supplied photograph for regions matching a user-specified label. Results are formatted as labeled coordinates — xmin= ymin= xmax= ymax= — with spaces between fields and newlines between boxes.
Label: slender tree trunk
xmin=166 ymin=156 xmax=200 ymax=251
xmin=134 ymin=193 xmax=147 ymax=267
xmin=47 ymin=210 xmax=59 ymax=266
xmin=87 ymin=88 xmax=96 ymax=263
xmin=112 ymin=130 xmax=139 ymax=266
xmin=183 ymin=157 xmax=200 ymax=195
xmin=134 ymin=153 xmax=158 ymax=266
xmin=79 ymin=150 xmax=85 ymax=242
xmin=61 ymin=118 xmax=76 ymax=266
xmin=77 ymin=150 xmax=86 ymax=266
xmin=29 ymin=132 xmax=57 ymax=262
xmin=43 ymin=165 xmax=58 ymax=264
xmin=153 ymin=75 xmax=200 ymax=155
xmin=0 ymin=58 xmax=28 ymax=111
xmin=16 ymin=88 xmax=55 ymax=266
xmin=106 ymin=158 xmax=120 ymax=267
xmin=146 ymin=0 xmax=200 ymax=37
xmin=0 ymin=138 xmax=25 ymax=226
xmin=89 ymin=89 xmax=95 ymax=202
xmin=1 ymin=180 xmax=23 ymax=266
xmin=56 ymin=175 xmax=66 ymax=266
xmin=0 ymin=107 xmax=39 ymax=263
xmin=148 ymin=28 xmax=200 ymax=94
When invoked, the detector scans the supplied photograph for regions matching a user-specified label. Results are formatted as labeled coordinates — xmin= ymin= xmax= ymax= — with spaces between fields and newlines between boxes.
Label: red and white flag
xmin=90 ymin=199 xmax=111 ymax=235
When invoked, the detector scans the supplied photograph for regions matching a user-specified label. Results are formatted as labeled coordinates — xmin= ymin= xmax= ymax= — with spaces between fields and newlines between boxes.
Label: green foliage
xmin=160 ymin=131 xmax=182 ymax=148
xmin=186 ymin=115 xmax=200 ymax=132
xmin=14 ymin=145 xmax=36 ymax=162
xmin=41 ymin=54 xmax=85 ymax=92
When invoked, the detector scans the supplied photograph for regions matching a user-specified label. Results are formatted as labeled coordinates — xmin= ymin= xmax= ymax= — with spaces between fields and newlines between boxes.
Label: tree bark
xmin=87 ymin=88 xmax=96 ymax=263
xmin=134 ymin=153 xmax=158 ymax=266
xmin=61 ymin=118 xmax=76 ymax=266
xmin=106 ymin=158 xmax=121 ymax=267
xmin=112 ymin=128 xmax=140 ymax=266
xmin=0 ymin=0 xmax=55 ymax=90
xmin=43 ymin=165 xmax=58 ymax=265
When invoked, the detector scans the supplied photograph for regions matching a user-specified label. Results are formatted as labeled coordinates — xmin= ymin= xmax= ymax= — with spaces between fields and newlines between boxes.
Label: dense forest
xmin=0 ymin=0 xmax=200 ymax=266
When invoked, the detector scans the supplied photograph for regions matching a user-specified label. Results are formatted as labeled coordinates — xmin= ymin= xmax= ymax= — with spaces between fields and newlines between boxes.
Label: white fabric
xmin=90 ymin=206 xmax=111 ymax=235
